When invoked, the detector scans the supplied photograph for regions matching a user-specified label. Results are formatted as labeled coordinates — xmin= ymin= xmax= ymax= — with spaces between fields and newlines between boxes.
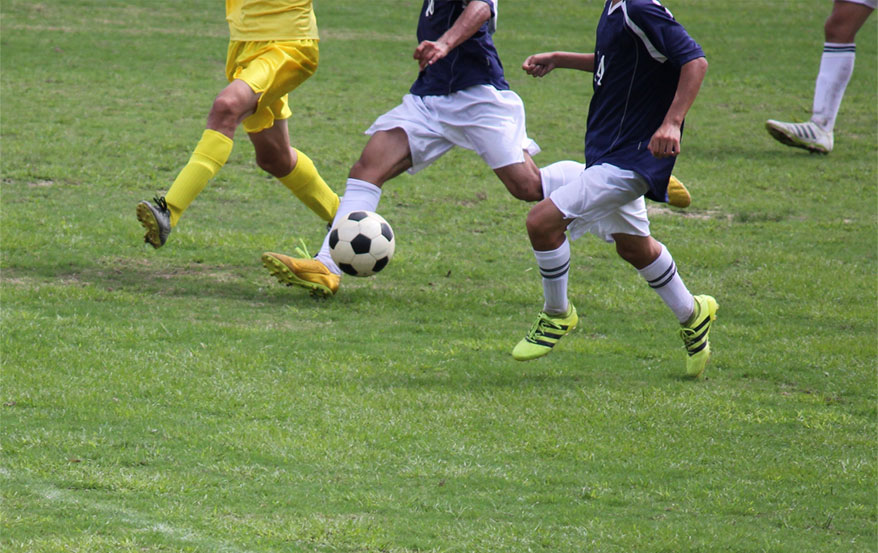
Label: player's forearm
xmin=550 ymin=52 xmax=596 ymax=72
xmin=662 ymin=56 xmax=708 ymax=127
xmin=436 ymin=1 xmax=492 ymax=53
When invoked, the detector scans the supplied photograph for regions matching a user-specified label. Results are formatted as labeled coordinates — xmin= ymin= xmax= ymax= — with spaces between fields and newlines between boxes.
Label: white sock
xmin=540 ymin=161 xmax=584 ymax=200
xmin=811 ymin=43 xmax=856 ymax=132
xmin=637 ymin=243 xmax=694 ymax=324
xmin=534 ymin=239 xmax=571 ymax=315
xmin=316 ymin=178 xmax=382 ymax=274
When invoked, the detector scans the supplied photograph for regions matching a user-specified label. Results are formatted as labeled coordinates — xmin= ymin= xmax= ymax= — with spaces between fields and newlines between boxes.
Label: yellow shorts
xmin=225 ymin=39 xmax=319 ymax=134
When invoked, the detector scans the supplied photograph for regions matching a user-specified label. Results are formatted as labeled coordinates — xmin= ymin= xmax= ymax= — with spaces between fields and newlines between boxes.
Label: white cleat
xmin=765 ymin=119 xmax=833 ymax=154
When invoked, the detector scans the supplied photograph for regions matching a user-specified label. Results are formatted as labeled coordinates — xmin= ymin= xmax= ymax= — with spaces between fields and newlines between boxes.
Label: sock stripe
xmin=539 ymin=260 xmax=570 ymax=279
xmin=647 ymin=262 xmax=676 ymax=289
xmin=824 ymin=45 xmax=856 ymax=54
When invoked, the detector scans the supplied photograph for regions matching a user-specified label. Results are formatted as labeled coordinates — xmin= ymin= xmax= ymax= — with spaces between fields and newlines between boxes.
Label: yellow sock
xmin=278 ymin=149 xmax=339 ymax=222
xmin=164 ymin=129 xmax=234 ymax=227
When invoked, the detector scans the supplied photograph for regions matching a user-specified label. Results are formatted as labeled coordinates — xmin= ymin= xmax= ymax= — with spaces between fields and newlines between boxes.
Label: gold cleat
xmin=667 ymin=175 xmax=691 ymax=208
xmin=262 ymin=252 xmax=340 ymax=297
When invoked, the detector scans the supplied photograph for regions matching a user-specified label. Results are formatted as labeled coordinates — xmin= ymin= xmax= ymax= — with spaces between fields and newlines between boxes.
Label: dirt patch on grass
xmin=647 ymin=204 xmax=732 ymax=221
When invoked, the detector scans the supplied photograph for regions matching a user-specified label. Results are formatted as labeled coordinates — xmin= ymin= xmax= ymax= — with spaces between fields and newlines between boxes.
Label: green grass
xmin=2 ymin=0 xmax=876 ymax=551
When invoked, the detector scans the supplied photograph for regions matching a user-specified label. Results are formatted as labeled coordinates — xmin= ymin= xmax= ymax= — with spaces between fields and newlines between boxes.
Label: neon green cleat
xmin=679 ymin=295 xmax=719 ymax=378
xmin=513 ymin=304 xmax=578 ymax=361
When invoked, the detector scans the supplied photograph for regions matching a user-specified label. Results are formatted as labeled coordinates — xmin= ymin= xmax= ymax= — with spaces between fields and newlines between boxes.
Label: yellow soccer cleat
xmin=262 ymin=251 xmax=340 ymax=297
xmin=667 ymin=175 xmax=691 ymax=208
xmin=512 ymin=304 xmax=578 ymax=361
xmin=679 ymin=294 xmax=719 ymax=379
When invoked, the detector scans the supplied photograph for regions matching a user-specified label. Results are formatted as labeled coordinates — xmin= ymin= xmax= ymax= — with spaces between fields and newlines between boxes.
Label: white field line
xmin=0 ymin=467 xmax=256 ymax=553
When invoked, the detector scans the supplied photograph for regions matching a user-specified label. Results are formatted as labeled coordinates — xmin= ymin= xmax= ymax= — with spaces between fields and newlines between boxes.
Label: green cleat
xmin=513 ymin=304 xmax=578 ymax=361
xmin=680 ymin=295 xmax=719 ymax=378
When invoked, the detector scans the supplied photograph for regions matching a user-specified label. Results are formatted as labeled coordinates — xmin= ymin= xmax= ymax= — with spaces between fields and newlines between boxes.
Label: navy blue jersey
xmin=410 ymin=0 xmax=509 ymax=96
xmin=586 ymin=0 xmax=704 ymax=202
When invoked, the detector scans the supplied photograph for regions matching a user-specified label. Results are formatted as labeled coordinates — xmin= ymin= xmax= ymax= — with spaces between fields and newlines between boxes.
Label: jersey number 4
xmin=595 ymin=54 xmax=606 ymax=86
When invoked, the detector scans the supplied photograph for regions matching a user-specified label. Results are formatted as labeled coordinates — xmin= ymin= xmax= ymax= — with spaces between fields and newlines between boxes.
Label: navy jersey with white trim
xmin=410 ymin=0 xmax=509 ymax=97
xmin=586 ymin=0 xmax=704 ymax=202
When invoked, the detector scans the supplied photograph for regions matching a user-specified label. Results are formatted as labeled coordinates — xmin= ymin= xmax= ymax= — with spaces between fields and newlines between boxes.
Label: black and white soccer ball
xmin=329 ymin=211 xmax=395 ymax=277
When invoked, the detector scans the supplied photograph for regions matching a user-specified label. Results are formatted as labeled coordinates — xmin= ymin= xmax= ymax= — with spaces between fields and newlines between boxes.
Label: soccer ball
xmin=329 ymin=211 xmax=395 ymax=277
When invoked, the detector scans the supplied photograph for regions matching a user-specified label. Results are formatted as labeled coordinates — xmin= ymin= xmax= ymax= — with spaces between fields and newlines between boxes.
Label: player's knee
xmin=526 ymin=211 xmax=566 ymax=250
xmin=525 ymin=207 xmax=554 ymax=238
xmin=209 ymin=94 xmax=243 ymax=128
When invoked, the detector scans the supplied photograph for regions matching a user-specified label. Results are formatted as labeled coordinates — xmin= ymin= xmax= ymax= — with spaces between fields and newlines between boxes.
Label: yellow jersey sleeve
xmin=225 ymin=0 xmax=318 ymax=41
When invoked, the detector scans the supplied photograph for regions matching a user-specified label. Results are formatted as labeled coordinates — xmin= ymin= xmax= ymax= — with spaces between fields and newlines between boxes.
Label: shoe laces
xmin=527 ymin=312 xmax=562 ymax=341
xmin=679 ymin=323 xmax=710 ymax=354
xmin=679 ymin=326 xmax=698 ymax=346
xmin=153 ymin=196 xmax=169 ymax=212
xmin=293 ymin=238 xmax=313 ymax=259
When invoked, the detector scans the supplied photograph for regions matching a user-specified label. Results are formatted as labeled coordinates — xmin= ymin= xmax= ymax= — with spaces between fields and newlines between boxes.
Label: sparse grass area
xmin=2 ymin=1 xmax=876 ymax=551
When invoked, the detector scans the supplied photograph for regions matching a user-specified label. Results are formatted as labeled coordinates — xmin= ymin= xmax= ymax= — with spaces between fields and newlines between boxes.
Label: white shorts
xmin=839 ymin=0 xmax=876 ymax=8
xmin=549 ymin=163 xmax=651 ymax=243
xmin=366 ymin=85 xmax=540 ymax=174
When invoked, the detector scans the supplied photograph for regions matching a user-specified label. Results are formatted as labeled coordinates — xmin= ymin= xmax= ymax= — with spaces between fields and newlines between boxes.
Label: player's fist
xmin=522 ymin=53 xmax=555 ymax=78
xmin=648 ymin=123 xmax=682 ymax=158
xmin=414 ymin=40 xmax=449 ymax=71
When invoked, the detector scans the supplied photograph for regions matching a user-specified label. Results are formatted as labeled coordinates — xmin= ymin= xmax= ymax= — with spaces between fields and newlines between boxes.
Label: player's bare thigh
xmin=349 ymin=128 xmax=413 ymax=187
xmin=493 ymin=151 xmax=542 ymax=202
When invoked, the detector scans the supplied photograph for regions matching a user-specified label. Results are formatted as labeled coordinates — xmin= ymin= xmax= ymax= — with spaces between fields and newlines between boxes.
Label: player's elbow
xmin=687 ymin=56 xmax=708 ymax=76
xmin=469 ymin=1 xmax=492 ymax=25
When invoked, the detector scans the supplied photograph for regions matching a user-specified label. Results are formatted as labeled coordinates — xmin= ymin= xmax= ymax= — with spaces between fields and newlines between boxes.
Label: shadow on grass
xmin=0 ymin=259 xmax=328 ymax=307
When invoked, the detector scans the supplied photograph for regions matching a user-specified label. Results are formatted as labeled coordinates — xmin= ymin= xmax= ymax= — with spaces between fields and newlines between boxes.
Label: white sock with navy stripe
xmin=534 ymin=239 xmax=571 ymax=316
xmin=316 ymin=178 xmax=382 ymax=274
xmin=637 ymin=243 xmax=694 ymax=324
xmin=812 ymin=43 xmax=856 ymax=132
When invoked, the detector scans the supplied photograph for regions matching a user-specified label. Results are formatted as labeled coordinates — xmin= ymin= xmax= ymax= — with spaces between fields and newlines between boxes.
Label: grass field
xmin=2 ymin=1 xmax=876 ymax=551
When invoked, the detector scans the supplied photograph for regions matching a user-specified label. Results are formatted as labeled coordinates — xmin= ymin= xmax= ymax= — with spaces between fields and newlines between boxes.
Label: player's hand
xmin=648 ymin=122 xmax=682 ymax=158
xmin=522 ymin=53 xmax=556 ymax=78
xmin=414 ymin=40 xmax=450 ymax=71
